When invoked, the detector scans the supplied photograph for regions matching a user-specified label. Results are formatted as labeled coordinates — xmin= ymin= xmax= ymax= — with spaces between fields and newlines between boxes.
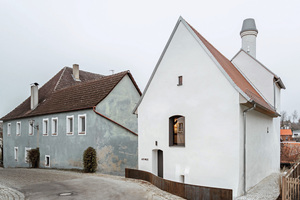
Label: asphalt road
xmin=0 ymin=168 xmax=183 ymax=200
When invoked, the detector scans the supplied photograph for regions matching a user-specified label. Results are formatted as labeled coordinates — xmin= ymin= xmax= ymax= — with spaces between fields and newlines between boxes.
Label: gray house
xmin=1 ymin=65 xmax=141 ymax=175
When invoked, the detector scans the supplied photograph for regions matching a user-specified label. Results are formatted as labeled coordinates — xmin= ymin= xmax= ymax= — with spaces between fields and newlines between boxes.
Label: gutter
xmin=243 ymin=103 xmax=256 ymax=195
xmin=92 ymin=106 xmax=138 ymax=136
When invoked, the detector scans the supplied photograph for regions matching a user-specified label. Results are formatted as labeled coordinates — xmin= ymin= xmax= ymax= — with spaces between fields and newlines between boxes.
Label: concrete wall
xmin=3 ymin=75 xmax=139 ymax=176
xmin=138 ymin=21 xmax=242 ymax=197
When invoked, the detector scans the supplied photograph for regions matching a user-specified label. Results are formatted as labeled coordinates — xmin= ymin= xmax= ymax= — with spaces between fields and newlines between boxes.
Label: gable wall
xmin=138 ymin=21 xmax=241 ymax=196
xmin=232 ymin=52 xmax=275 ymax=107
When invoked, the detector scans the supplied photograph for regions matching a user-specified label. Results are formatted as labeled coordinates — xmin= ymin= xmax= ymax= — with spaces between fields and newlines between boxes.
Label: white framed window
xmin=78 ymin=114 xmax=86 ymax=135
xmin=66 ymin=115 xmax=74 ymax=135
xmin=14 ymin=147 xmax=18 ymax=161
xmin=7 ymin=123 xmax=11 ymax=136
xmin=25 ymin=147 xmax=31 ymax=163
xmin=45 ymin=155 xmax=50 ymax=167
xmin=43 ymin=118 xmax=49 ymax=136
xmin=16 ymin=122 xmax=21 ymax=136
xmin=29 ymin=121 xmax=34 ymax=136
xmin=52 ymin=117 xmax=58 ymax=136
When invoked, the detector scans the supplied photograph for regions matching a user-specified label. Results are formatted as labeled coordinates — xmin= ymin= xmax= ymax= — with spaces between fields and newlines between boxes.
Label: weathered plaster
xmin=2 ymin=74 xmax=140 ymax=176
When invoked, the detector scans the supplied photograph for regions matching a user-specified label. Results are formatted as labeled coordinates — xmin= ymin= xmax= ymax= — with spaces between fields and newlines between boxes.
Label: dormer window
xmin=169 ymin=115 xmax=185 ymax=146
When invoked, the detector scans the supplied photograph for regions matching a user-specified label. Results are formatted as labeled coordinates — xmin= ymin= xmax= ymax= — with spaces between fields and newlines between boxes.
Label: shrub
xmin=27 ymin=148 xmax=40 ymax=168
xmin=83 ymin=147 xmax=97 ymax=173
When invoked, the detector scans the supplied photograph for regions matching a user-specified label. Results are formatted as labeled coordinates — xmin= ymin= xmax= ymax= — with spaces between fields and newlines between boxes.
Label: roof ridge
xmin=51 ymin=70 xmax=129 ymax=94
xmin=54 ymin=67 xmax=67 ymax=91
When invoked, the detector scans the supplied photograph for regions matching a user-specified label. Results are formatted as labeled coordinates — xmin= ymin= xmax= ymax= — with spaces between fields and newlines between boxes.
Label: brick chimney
xmin=240 ymin=18 xmax=258 ymax=58
xmin=73 ymin=64 xmax=80 ymax=81
xmin=30 ymin=83 xmax=39 ymax=110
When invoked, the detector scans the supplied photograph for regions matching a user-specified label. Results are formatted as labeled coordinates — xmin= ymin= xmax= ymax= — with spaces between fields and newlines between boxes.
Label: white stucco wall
xmin=138 ymin=21 xmax=242 ymax=197
xmin=240 ymin=107 xmax=280 ymax=191
xmin=232 ymin=51 xmax=275 ymax=107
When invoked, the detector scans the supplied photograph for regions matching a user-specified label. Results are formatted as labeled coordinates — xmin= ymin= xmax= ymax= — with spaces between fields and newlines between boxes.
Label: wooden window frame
xmin=169 ymin=115 xmax=185 ymax=147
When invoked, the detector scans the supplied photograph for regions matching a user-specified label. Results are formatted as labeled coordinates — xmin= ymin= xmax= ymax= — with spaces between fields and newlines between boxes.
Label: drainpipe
xmin=243 ymin=103 xmax=256 ymax=195
xmin=273 ymin=79 xmax=280 ymax=111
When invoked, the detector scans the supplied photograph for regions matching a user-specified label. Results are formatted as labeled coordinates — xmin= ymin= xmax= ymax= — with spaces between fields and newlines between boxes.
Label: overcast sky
xmin=1 ymin=0 xmax=299 ymax=119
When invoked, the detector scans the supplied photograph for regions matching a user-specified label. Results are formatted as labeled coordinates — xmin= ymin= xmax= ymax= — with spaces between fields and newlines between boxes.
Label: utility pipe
xmin=93 ymin=106 xmax=138 ymax=136
xmin=243 ymin=103 xmax=256 ymax=195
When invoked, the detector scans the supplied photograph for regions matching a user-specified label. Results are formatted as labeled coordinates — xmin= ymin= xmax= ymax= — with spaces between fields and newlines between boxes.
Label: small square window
xmin=43 ymin=119 xmax=49 ymax=136
xmin=52 ymin=118 xmax=58 ymax=136
xmin=25 ymin=147 xmax=31 ymax=163
xmin=45 ymin=155 xmax=50 ymax=167
xmin=7 ymin=123 xmax=11 ymax=136
xmin=14 ymin=147 xmax=18 ymax=161
xmin=66 ymin=116 xmax=74 ymax=135
xmin=177 ymin=76 xmax=183 ymax=86
xmin=29 ymin=121 xmax=34 ymax=136
xmin=78 ymin=114 xmax=86 ymax=135
xmin=16 ymin=122 xmax=21 ymax=136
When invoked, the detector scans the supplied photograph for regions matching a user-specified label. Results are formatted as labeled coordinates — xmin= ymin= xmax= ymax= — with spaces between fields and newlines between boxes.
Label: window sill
xmin=52 ymin=133 xmax=57 ymax=136
xmin=78 ymin=132 xmax=86 ymax=135
xmin=169 ymin=145 xmax=185 ymax=147
xmin=66 ymin=133 xmax=73 ymax=136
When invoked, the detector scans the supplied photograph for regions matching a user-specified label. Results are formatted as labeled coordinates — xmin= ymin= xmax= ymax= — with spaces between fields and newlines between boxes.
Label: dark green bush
xmin=83 ymin=147 xmax=97 ymax=173
xmin=28 ymin=148 xmax=40 ymax=168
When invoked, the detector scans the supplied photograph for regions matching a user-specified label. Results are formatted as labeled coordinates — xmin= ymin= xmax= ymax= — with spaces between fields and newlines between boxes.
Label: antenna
xmin=110 ymin=70 xmax=114 ymax=75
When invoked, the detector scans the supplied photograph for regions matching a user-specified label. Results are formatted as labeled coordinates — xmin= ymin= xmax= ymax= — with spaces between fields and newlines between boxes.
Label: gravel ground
xmin=0 ymin=168 xmax=183 ymax=200
xmin=236 ymin=173 xmax=282 ymax=200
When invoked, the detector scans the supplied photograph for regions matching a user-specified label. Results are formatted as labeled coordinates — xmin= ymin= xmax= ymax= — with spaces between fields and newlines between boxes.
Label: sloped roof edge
xmin=133 ymin=16 xmax=184 ymax=114
xmin=232 ymin=49 xmax=285 ymax=89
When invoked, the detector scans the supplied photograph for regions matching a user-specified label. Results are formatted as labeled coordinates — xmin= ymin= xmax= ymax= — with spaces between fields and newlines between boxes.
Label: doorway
xmin=157 ymin=150 xmax=163 ymax=178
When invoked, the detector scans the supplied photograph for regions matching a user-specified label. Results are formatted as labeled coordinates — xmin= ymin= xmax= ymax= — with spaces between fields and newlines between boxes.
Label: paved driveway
xmin=0 ymin=168 xmax=183 ymax=200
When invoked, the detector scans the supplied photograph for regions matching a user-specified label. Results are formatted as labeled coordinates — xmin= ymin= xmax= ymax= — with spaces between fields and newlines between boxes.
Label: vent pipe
xmin=30 ymin=83 xmax=39 ymax=110
xmin=240 ymin=18 xmax=258 ymax=58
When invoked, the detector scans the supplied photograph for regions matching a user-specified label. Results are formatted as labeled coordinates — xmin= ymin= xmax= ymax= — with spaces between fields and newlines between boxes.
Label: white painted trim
xmin=45 ymin=155 xmax=50 ymax=167
xmin=7 ymin=123 xmax=11 ymax=136
xmin=66 ymin=115 xmax=74 ymax=135
xmin=25 ymin=147 xmax=31 ymax=163
xmin=28 ymin=121 xmax=34 ymax=136
xmin=51 ymin=117 xmax=58 ymax=136
xmin=14 ymin=147 xmax=18 ymax=161
xmin=78 ymin=114 xmax=86 ymax=135
xmin=16 ymin=121 xmax=21 ymax=136
xmin=43 ymin=118 xmax=49 ymax=136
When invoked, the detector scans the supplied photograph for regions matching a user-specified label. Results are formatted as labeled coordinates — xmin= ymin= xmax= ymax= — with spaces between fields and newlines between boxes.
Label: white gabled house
xmin=134 ymin=17 xmax=285 ymax=198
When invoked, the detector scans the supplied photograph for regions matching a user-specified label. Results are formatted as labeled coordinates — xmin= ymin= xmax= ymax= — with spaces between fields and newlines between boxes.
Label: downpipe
xmin=243 ymin=103 xmax=256 ymax=195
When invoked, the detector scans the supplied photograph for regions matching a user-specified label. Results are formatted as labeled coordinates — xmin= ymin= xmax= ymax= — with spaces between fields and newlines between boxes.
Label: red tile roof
xmin=281 ymin=142 xmax=300 ymax=164
xmin=1 ymin=68 xmax=141 ymax=121
xmin=187 ymin=22 xmax=278 ymax=116
xmin=281 ymin=129 xmax=293 ymax=136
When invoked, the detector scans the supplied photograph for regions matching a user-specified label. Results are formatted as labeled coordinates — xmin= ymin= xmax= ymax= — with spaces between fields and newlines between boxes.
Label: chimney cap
xmin=31 ymin=82 xmax=39 ymax=86
xmin=240 ymin=18 xmax=258 ymax=34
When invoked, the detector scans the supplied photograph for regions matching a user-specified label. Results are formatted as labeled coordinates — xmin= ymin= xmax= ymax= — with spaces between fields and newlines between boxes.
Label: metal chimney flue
xmin=240 ymin=18 xmax=258 ymax=58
